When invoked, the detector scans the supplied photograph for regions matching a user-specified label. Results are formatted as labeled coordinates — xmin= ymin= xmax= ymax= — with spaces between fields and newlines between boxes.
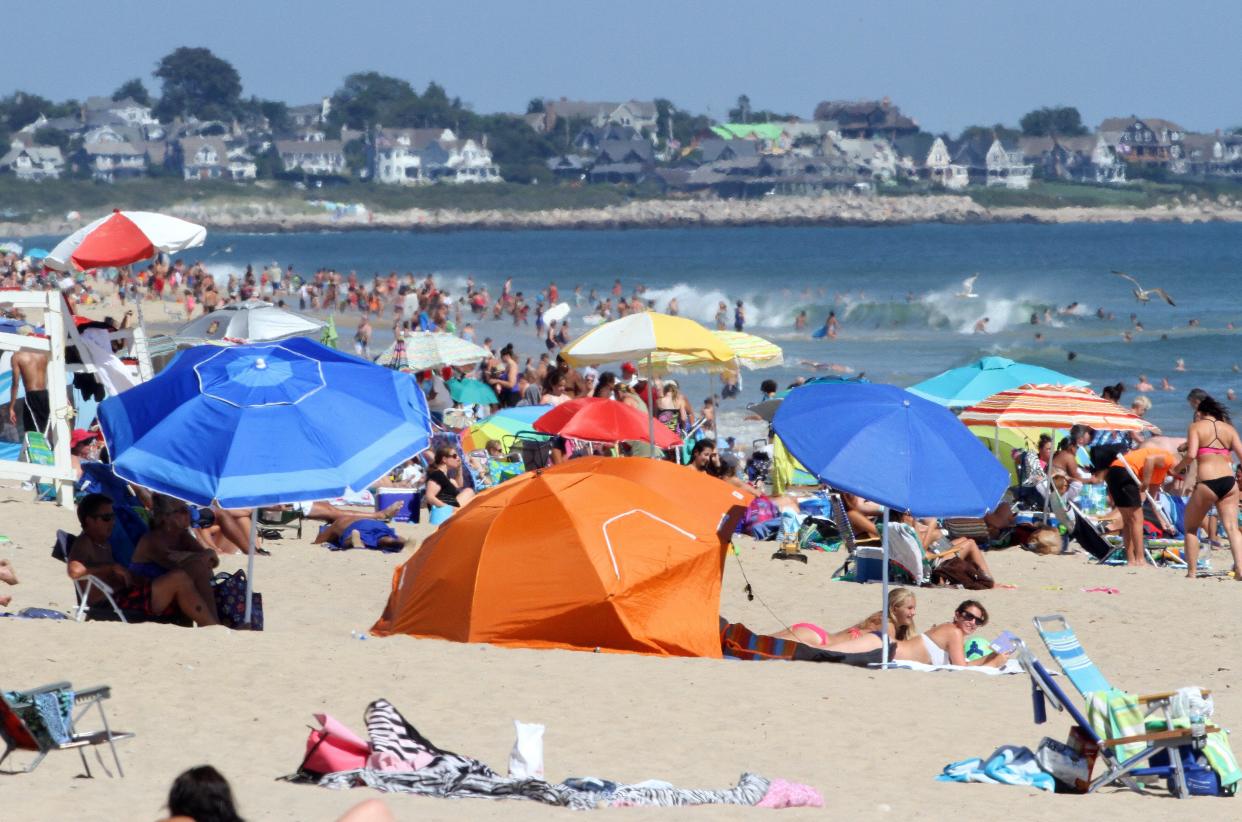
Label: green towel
xmin=1087 ymin=689 xmax=1241 ymax=788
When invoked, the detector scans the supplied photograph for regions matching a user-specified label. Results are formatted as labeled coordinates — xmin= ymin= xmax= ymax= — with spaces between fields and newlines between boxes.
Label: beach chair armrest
xmin=12 ymin=681 xmax=73 ymax=699
xmin=1099 ymin=725 xmax=1220 ymax=748
xmin=73 ymin=685 xmax=111 ymax=702
xmin=1135 ymin=689 xmax=1211 ymax=704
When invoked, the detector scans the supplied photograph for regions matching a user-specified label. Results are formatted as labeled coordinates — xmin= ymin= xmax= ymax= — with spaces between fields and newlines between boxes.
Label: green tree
xmin=956 ymin=124 xmax=1022 ymax=146
xmin=729 ymin=94 xmax=752 ymax=123
xmin=253 ymin=144 xmax=284 ymax=179
xmin=1019 ymin=106 xmax=1087 ymax=137
xmin=526 ymin=98 xmax=545 ymax=115
xmin=329 ymin=72 xmax=418 ymax=130
xmin=477 ymin=114 xmax=555 ymax=183
xmin=112 ymin=78 xmax=151 ymax=105
xmin=343 ymin=137 xmax=368 ymax=177
xmin=33 ymin=126 xmax=71 ymax=152
xmin=153 ymin=47 xmax=243 ymax=121
xmin=655 ymin=99 xmax=714 ymax=146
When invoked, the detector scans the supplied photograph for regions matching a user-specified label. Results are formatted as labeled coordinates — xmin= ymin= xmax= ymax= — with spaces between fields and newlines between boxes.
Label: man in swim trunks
xmin=1090 ymin=445 xmax=1176 ymax=567
xmin=8 ymin=347 xmax=50 ymax=440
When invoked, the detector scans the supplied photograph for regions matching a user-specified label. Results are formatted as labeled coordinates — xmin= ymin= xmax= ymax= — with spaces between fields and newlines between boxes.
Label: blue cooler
xmin=429 ymin=505 xmax=454 ymax=526
xmin=376 ymin=487 xmax=420 ymax=523
xmin=853 ymin=545 xmax=885 ymax=582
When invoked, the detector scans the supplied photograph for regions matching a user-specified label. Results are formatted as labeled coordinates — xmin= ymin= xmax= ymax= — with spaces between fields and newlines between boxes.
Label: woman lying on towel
xmin=774 ymin=587 xmax=918 ymax=647
xmin=809 ymin=600 xmax=1010 ymax=668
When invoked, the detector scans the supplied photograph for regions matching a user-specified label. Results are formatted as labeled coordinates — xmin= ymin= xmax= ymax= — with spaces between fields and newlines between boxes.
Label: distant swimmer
xmin=826 ymin=311 xmax=839 ymax=338
xmin=799 ymin=359 xmax=854 ymax=373
xmin=794 ymin=310 xmax=807 ymax=331
xmin=1034 ymin=332 xmax=1044 ymax=342
xmin=1235 ymin=364 xmax=1240 ymax=373
xmin=973 ymin=316 xmax=990 ymax=334
xmin=1175 ymin=358 xmax=1186 ymax=372
xmin=1189 ymin=318 xmax=1199 ymax=327
xmin=666 ymin=297 xmax=679 ymax=316
xmin=1067 ymin=351 xmax=1078 ymax=361
xmin=1111 ymin=270 xmax=1176 ymax=305
xmin=1228 ymin=322 xmax=1235 ymax=330
xmin=1030 ymin=312 xmax=1040 ymax=325
xmin=1122 ymin=331 xmax=1133 ymax=343
xmin=956 ymin=274 xmax=980 ymax=299
xmin=1230 ymin=389 xmax=1238 ymax=402
xmin=1160 ymin=377 xmax=1175 ymax=391
xmin=1137 ymin=375 xmax=1154 ymax=392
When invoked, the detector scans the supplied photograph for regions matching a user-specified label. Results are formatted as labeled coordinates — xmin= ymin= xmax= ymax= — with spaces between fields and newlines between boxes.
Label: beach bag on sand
xmin=212 ymin=570 xmax=264 ymax=630
xmin=297 ymin=713 xmax=371 ymax=779
xmin=740 ymin=497 xmax=781 ymax=537
xmin=1036 ymin=736 xmax=1092 ymax=793
xmin=930 ymin=555 xmax=993 ymax=590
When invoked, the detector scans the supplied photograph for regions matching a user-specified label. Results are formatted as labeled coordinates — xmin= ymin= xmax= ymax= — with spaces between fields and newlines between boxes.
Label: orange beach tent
xmin=371 ymin=457 xmax=753 ymax=657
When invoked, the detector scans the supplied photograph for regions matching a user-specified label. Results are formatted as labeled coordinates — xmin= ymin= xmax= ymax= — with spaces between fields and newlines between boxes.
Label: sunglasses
xmin=89 ymin=513 xmax=115 ymax=522
xmin=957 ymin=610 xmax=986 ymax=625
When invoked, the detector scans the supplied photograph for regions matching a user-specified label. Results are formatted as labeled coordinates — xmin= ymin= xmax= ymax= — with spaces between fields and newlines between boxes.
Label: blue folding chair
xmin=1015 ymin=639 xmax=1213 ymax=797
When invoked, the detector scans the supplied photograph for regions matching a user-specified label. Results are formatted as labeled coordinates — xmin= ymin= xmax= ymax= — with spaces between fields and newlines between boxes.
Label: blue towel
xmin=938 ymin=745 xmax=1054 ymax=792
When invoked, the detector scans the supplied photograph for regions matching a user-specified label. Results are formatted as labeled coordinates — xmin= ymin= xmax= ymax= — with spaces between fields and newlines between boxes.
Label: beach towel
xmin=1085 ymin=690 xmax=1241 ymax=787
xmin=315 ymin=699 xmax=778 ymax=809
xmin=3 ymin=686 xmax=74 ymax=746
xmin=881 ymin=659 xmax=1024 ymax=676
xmin=937 ymin=745 xmax=1055 ymax=792
xmin=720 ymin=621 xmax=799 ymax=661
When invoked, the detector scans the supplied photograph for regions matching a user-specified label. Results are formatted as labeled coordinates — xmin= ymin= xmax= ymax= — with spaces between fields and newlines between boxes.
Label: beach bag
xmin=298 ymin=713 xmax=370 ymax=780
xmin=1036 ymin=736 xmax=1091 ymax=793
xmin=930 ymin=555 xmax=993 ymax=590
xmin=741 ymin=497 xmax=781 ymax=536
xmin=212 ymin=570 xmax=264 ymax=630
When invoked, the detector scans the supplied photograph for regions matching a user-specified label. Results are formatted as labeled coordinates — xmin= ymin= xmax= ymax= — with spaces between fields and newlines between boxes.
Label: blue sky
xmin=9 ymin=0 xmax=1241 ymax=134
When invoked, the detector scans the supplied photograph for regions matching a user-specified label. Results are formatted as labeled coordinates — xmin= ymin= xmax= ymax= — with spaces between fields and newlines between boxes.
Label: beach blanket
xmin=937 ymin=745 xmax=1055 ymax=791
xmin=313 ymin=699 xmax=794 ymax=809
xmin=1085 ymin=690 xmax=1241 ymax=787
xmin=3 ymin=687 xmax=74 ymax=746
xmin=880 ymin=659 xmax=1024 ymax=676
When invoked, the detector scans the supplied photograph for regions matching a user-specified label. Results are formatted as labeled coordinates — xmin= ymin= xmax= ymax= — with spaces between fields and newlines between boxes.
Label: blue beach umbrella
xmin=772 ymin=382 xmax=1009 ymax=664
xmin=25 ymin=247 xmax=50 ymax=259
xmin=99 ymin=337 xmax=432 ymax=624
xmin=447 ymin=377 xmax=499 ymax=406
xmin=907 ymin=356 xmax=1087 ymax=409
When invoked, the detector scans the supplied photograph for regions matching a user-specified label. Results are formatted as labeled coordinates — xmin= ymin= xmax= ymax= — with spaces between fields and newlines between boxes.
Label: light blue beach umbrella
xmin=773 ymin=382 xmax=1008 ymax=665
xmin=447 ymin=377 xmax=499 ymax=406
xmin=25 ymin=247 xmax=50 ymax=259
xmin=98 ymin=337 xmax=432 ymax=623
xmin=907 ymin=356 xmax=1088 ymax=409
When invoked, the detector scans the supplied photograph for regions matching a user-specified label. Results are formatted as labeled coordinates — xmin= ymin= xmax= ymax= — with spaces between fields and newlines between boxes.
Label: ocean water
xmin=40 ymin=222 xmax=1242 ymax=440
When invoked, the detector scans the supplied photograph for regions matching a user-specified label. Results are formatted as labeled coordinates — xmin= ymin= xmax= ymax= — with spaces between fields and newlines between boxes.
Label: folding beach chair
xmin=0 ymin=682 xmax=133 ymax=776
xmin=51 ymin=530 xmax=188 ymax=626
xmin=1015 ymin=640 xmax=1212 ymax=797
xmin=258 ymin=507 xmax=304 ymax=540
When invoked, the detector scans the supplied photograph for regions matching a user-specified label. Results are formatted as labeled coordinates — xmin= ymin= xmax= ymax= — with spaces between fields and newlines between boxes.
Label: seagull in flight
xmin=1111 ymin=270 xmax=1175 ymax=305
xmin=956 ymin=274 xmax=980 ymax=298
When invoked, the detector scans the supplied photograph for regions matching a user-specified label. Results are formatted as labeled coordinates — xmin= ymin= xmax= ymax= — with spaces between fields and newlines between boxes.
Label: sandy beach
xmin=3 ymin=480 xmax=1241 ymax=821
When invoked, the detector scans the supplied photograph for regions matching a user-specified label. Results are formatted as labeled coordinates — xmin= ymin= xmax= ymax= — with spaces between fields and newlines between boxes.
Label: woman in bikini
xmin=777 ymin=587 xmax=917 ymax=647
xmin=814 ymin=599 xmax=1009 ymax=668
xmin=1173 ymin=396 xmax=1242 ymax=578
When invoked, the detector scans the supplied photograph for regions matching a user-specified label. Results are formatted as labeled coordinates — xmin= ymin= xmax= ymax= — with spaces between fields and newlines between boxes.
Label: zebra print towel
xmin=315 ymin=699 xmax=772 ymax=809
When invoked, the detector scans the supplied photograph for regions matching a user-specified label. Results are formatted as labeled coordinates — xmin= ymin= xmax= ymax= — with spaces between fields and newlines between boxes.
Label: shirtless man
xmin=130 ymin=494 xmax=220 ymax=622
xmin=8 ymin=347 xmax=50 ymax=437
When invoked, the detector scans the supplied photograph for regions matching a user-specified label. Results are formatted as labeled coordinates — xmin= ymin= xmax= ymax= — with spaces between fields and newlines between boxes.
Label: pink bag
xmin=300 ymin=713 xmax=370 ymax=777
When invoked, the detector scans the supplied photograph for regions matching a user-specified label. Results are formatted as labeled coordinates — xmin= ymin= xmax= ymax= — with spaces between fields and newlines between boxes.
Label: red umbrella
xmin=44 ymin=210 xmax=207 ymax=272
xmin=535 ymin=397 xmax=682 ymax=447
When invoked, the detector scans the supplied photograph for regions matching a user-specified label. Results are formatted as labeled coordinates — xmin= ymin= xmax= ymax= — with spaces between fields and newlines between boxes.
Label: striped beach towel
xmin=720 ymin=621 xmax=799 ymax=661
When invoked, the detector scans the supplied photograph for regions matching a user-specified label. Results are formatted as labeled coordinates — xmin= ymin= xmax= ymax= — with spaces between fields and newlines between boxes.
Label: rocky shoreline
xmin=6 ymin=192 xmax=1242 ymax=238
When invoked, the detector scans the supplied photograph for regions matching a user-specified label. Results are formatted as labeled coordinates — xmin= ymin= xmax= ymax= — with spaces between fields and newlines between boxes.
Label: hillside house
xmin=276 ymin=140 xmax=347 ymax=176
xmin=1098 ymin=117 xmax=1185 ymax=168
xmin=924 ymin=137 xmax=968 ymax=189
xmin=811 ymin=98 xmax=918 ymax=140
xmin=984 ymin=139 xmax=1032 ymax=188
xmin=539 ymin=99 xmax=658 ymax=134
xmin=0 ymin=145 xmax=64 ymax=180
xmin=84 ymin=96 xmax=158 ymax=128
xmin=1019 ymin=135 xmax=1126 ymax=184
xmin=178 ymin=137 xmax=228 ymax=179
xmin=78 ymin=141 xmax=146 ymax=181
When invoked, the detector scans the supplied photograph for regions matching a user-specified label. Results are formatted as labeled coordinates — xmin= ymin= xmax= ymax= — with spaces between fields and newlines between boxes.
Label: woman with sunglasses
xmin=814 ymin=599 xmax=1008 ymax=668
xmin=425 ymin=446 xmax=476 ymax=511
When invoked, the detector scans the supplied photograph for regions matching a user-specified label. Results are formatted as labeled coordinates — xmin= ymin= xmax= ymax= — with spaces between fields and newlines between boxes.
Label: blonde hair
xmin=888 ymin=587 xmax=917 ymax=639
xmin=1131 ymin=395 xmax=1152 ymax=414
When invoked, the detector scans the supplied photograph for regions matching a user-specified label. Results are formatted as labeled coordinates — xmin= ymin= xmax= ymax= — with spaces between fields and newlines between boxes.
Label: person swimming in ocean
xmin=794 ymin=310 xmax=807 ymax=331
xmin=1137 ymin=374 xmax=1154 ymax=392
xmin=973 ymin=316 xmax=990 ymax=334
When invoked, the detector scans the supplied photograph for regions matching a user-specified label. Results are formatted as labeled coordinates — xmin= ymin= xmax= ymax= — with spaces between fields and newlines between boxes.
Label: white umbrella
xmin=375 ymin=332 xmax=490 ymax=371
xmin=174 ymin=300 xmax=324 ymax=344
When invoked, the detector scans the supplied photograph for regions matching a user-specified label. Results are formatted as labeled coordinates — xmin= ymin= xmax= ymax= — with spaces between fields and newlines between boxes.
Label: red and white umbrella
xmin=957 ymin=383 xmax=1156 ymax=431
xmin=44 ymin=210 xmax=207 ymax=272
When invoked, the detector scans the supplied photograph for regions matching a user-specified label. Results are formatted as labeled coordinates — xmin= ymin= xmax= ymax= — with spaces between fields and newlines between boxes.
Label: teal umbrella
xmin=907 ymin=356 xmax=1087 ymax=409
xmin=447 ymin=378 xmax=498 ymax=405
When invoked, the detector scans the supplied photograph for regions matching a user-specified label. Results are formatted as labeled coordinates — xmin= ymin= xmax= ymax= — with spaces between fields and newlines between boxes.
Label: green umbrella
xmin=447 ymin=378 xmax=498 ymax=405
xmin=320 ymin=315 xmax=338 ymax=349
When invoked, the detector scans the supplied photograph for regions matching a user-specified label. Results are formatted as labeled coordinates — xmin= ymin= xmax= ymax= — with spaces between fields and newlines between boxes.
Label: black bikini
xmin=1201 ymin=475 xmax=1237 ymax=500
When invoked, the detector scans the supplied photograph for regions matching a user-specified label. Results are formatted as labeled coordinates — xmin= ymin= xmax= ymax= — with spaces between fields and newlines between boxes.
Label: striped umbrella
xmin=957 ymin=384 xmax=1156 ymax=432
xmin=376 ymin=332 xmax=489 ymax=371
xmin=461 ymin=406 xmax=551 ymax=451
xmin=646 ymin=330 xmax=783 ymax=373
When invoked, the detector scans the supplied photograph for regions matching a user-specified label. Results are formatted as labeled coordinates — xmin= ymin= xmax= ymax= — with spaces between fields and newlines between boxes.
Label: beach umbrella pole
xmin=244 ymin=509 xmax=257 ymax=626
xmin=646 ymin=353 xmax=657 ymax=455
xmin=880 ymin=506 xmax=890 ymax=668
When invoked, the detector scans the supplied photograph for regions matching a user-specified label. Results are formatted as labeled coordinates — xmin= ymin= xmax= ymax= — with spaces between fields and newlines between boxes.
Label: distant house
xmin=984 ymin=138 xmax=1032 ymax=189
xmin=546 ymin=154 xmax=591 ymax=180
xmin=288 ymin=98 xmax=332 ymax=128
xmin=924 ymin=137 xmax=968 ymax=189
xmin=831 ymin=137 xmax=901 ymax=183
xmin=572 ymin=124 xmax=639 ymax=153
xmin=78 ymin=141 xmax=146 ymax=182
xmin=811 ymin=98 xmax=919 ymax=139
xmin=588 ymin=138 xmax=655 ymax=183
xmin=178 ymin=137 xmax=228 ymax=179
xmin=1177 ymin=134 xmax=1228 ymax=176
xmin=372 ymin=127 xmax=501 ymax=184
xmin=540 ymin=99 xmax=658 ymax=134
xmin=227 ymin=147 xmax=257 ymax=180
xmin=0 ymin=145 xmax=64 ymax=181
xmin=1098 ymin=116 xmax=1185 ymax=168
xmin=84 ymin=96 xmax=158 ymax=128
xmin=696 ymin=138 xmax=758 ymax=165
xmin=1019 ymin=135 xmax=1125 ymax=184
xmin=275 ymin=139 xmax=347 ymax=176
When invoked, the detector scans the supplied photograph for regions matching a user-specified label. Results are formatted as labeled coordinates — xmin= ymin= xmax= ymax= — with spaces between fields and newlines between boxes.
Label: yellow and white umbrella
xmin=561 ymin=311 xmax=733 ymax=447
xmin=646 ymin=330 xmax=783 ymax=373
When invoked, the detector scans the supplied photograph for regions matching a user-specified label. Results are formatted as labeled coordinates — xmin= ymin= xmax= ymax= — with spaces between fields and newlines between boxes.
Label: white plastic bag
xmin=508 ymin=720 xmax=545 ymax=779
